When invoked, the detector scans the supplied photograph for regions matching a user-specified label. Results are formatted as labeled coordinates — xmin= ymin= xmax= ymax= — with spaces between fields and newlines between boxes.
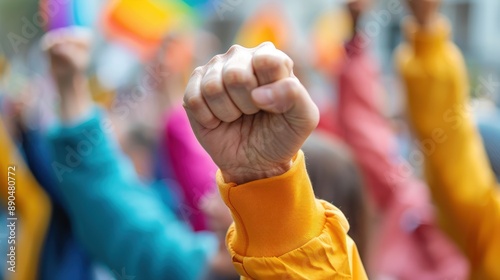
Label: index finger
xmin=183 ymin=67 xmax=222 ymax=130
xmin=252 ymin=42 xmax=294 ymax=86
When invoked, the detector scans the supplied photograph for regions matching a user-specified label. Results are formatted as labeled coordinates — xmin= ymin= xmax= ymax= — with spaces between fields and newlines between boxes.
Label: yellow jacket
xmin=396 ymin=17 xmax=500 ymax=279
xmin=0 ymin=119 xmax=51 ymax=280
xmin=217 ymin=151 xmax=367 ymax=279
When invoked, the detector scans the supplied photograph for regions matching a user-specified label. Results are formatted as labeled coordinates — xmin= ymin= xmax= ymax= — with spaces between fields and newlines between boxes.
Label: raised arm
xmin=44 ymin=28 xmax=217 ymax=280
xmin=338 ymin=32 xmax=415 ymax=212
xmin=395 ymin=1 xmax=500 ymax=277
xmin=184 ymin=42 xmax=367 ymax=278
xmin=162 ymin=104 xmax=218 ymax=231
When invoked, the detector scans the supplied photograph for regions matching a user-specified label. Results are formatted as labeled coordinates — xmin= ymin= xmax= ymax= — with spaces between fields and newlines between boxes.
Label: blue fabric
xmin=48 ymin=108 xmax=218 ymax=280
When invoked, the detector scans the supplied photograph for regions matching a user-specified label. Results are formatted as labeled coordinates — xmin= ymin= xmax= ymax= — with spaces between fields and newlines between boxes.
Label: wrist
xmin=221 ymin=161 xmax=292 ymax=185
xmin=57 ymin=75 xmax=93 ymax=123
xmin=415 ymin=14 xmax=439 ymax=32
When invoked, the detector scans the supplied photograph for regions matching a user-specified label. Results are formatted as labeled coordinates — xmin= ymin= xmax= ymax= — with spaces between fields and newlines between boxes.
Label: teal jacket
xmin=49 ymin=109 xmax=217 ymax=280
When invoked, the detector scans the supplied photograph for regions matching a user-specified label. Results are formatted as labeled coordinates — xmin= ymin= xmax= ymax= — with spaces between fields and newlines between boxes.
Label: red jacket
xmin=337 ymin=34 xmax=469 ymax=279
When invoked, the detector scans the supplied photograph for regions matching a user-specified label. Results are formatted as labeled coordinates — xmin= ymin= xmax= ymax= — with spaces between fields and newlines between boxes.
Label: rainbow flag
xmin=40 ymin=0 xmax=100 ymax=30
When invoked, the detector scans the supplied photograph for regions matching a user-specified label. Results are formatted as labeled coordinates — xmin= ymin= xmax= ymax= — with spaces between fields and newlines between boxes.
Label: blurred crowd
xmin=0 ymin=0 xmax=499 ymax=279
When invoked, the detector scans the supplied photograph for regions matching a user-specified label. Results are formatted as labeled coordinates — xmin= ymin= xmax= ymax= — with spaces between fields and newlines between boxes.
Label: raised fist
xmin=42 ymin=27 xmax=93 ymax=122
xmin=407 ymin=0 xmax=441 ymax=28
xmin=184 ymin=42 xmax=319 ymax=185
xmin=346 ymin=0 xmax=373 ymax=27
xmin=42 ymin=27 xmax=92 ymax=85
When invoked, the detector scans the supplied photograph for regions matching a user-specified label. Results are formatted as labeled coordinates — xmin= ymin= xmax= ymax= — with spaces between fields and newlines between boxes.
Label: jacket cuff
xmin=217 ymin=150 xmax=325 ymax=257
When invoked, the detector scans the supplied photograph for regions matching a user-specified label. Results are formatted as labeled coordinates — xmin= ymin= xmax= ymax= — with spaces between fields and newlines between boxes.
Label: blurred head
xmin=302 ymin=132 xmax=369 ymax=258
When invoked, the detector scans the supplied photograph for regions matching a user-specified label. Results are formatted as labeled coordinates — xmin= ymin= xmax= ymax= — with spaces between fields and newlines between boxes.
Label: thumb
xmin=251 ymin=77 xmax=319 ymax=129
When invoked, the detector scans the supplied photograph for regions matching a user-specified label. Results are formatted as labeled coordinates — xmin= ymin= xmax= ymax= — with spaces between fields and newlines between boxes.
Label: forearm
xmin=396 ymin=16 xmax=500 ymax=271
xmin=56 ymin=74 xmax=93 ymax=124
xmin=165 ymin=106 xmax=217 ymax=230
xmin=338 ymin=40 xmax=399 ymax=211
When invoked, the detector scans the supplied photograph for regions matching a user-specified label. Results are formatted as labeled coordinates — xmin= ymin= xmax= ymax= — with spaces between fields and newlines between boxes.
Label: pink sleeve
xmin=163 ymin=105 xmax=217 ymax=231
xmin=337 ymin=36 xmax=422 ymax=212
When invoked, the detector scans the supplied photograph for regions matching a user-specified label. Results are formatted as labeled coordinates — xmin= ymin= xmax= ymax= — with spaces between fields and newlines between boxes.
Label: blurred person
xmin=396 ymin=0 xmax=500 ymax=278
xmin=153 ymin=34 xmax=221 ymax=232
xmin=336 ymin=0 xmax=469 ymax=278
xmin=162 ymin=105 xmax=219 ymax=231
xmin=0 ymin=114 xmax=52 ymax=280
xmin=0 ymin=52 xmax=53 ymax=280
xmin=302 ymin=132 xmax=369 ymax=258
xmin=45 ymin=28 xmax=368 ymax=278
xmin=44 ymin=29 xmax=232 ymax=280
xmin=9 ymin=97 xmax=96 ymax=280
xmin=183 ymin=42 xmax=366 ymax=278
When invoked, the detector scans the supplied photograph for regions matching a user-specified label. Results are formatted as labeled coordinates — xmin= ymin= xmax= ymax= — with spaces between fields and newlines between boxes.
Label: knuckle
xmin=184 ymin=95 xmax=204 ymax=110
xmin=208 ymin=54 xmax=224 ymax=64
xmin=222 ymin=66 xmax=250 ymax=87
xmin=202 ymin=78 xmax=224 ymax=98
xmin=226 ymin=44 xmax=243 ymax=54
xmin=254 ymin=54 xmax=281 ymax=71
xmin=191 ymin=66 xmax=204 ymax=77
xmin=283 ymin=54 xmax=294 ymax=70
xmin=282 ymin=78 xmax=301 ymax=96
xmin=258 ymin=41 xmax=276 ymax=49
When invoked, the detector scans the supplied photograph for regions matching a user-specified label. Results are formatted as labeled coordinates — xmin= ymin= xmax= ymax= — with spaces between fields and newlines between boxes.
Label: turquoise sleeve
xmin=48 ymin=109 xmax=218 ymax=280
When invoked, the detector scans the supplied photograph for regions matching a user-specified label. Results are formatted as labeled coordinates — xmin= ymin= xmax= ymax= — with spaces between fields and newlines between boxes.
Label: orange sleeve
xmin=395 ymin=16 xmax=500 ymax=279
xmin=217 ymin=150 xmax=367 ymax=279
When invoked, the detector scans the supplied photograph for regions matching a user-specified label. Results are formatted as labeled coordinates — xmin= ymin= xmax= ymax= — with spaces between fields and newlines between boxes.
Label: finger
xmin=252 ymin=42 xmax=293 ymax=86
xmin=251 ymin=77 xmax=319 ymax=129
xmin=183 ymin=67 xmax=221 ymax=129
xmin=201 ymin=57 xmax=243 ymax=122
xmin=222 ymin=46 xmax=260 ymax=114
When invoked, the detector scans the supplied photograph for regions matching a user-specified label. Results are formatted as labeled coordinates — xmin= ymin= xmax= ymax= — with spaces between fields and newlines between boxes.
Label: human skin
xmin=182 ymin=42 xmax=319 ymax=185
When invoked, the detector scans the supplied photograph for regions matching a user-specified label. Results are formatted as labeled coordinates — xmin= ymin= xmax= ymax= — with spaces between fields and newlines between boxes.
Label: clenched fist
xmin=184 ymin=42 xmax=319 ymax=185
xmin=42 ymin=27 xmax=93 ymax=122
xmin=42 ymin=27 xmax=92 ymax=85
xmin=407 ymin=0 xmax=441 ymax=28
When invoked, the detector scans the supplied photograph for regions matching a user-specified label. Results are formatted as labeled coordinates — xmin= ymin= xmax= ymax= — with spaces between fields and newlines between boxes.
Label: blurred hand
xmin=407 ymin=0 xmax=441 ymax=28
xmin=347 ymin=0 xmax=373 ymax=28
xmin=184 ymin=42 xmax=319 ymax=185
xmin=42 ymin=27 xmax=92 ymax=86
xmin=42 ymin=27 xmax=93 ymax=122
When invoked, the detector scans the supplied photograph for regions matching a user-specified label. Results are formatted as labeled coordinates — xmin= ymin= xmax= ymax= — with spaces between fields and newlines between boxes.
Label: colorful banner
xmin=40 ymin=0 xmax=101 ymax=30
xmin=101 ymin=0 xmax=193 ymax=60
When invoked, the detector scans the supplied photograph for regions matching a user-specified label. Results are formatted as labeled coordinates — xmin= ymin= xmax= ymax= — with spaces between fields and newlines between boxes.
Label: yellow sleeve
xmin=0 ymin=119 xmax=51 ymax=280
xmin=395 ymin=16 xmax=500 ymax=279
xmin=217 ymin=150 xmax=367 ymax=279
